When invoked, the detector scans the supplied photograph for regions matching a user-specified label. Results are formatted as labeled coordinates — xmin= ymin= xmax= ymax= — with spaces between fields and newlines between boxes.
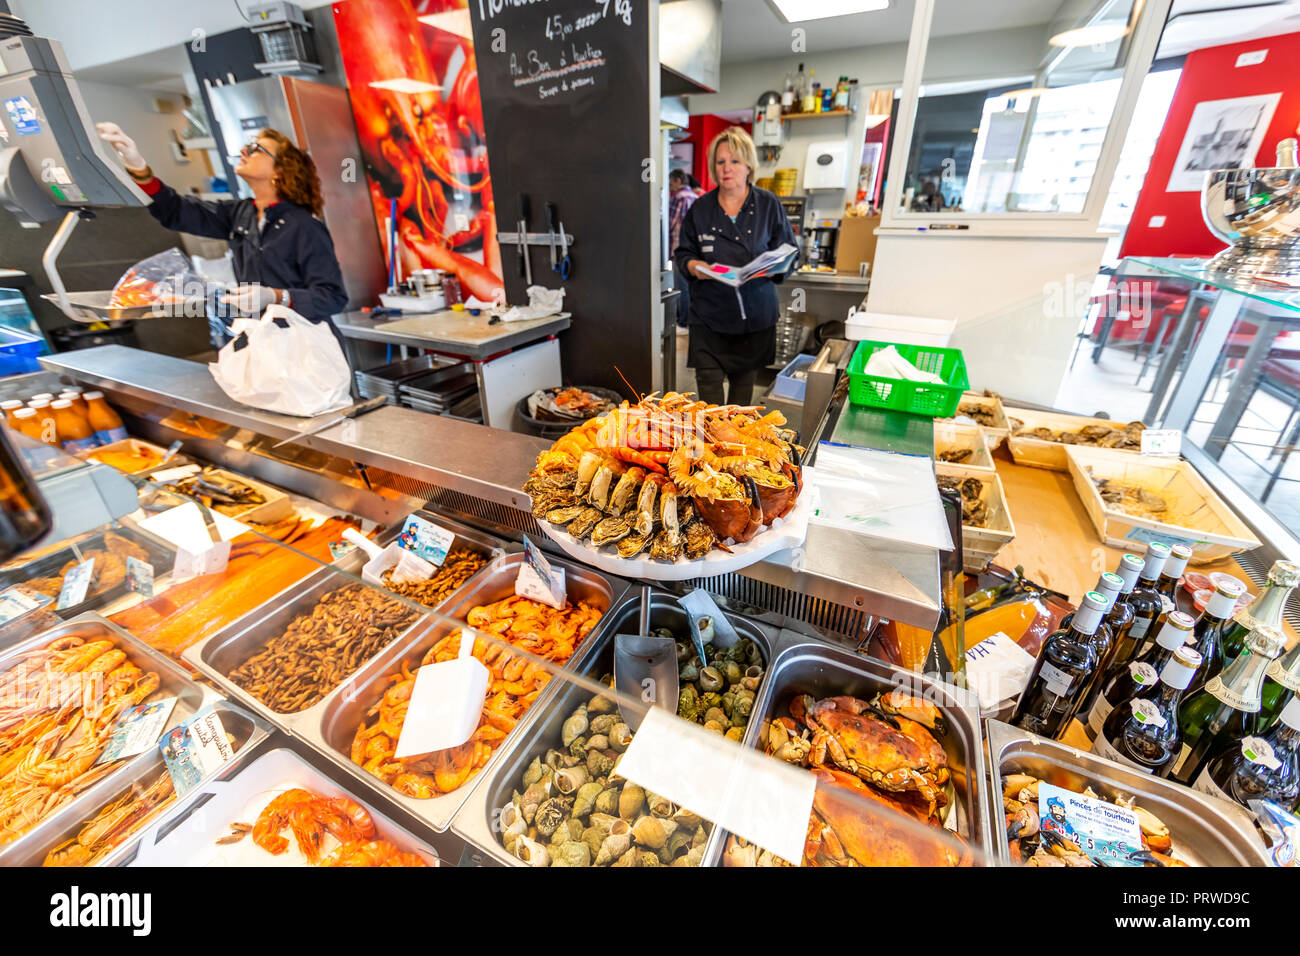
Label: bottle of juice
xmin=1 ymin=401 xmax=23 ymax=430
xmin=58 ymin=390 xmax=88 ymax=417
xmin=83 ymin=391 xmax=128 ymax=443
xmin=16 ymin=406 xmax=55 ymax=446
xmin=11 ymin=407 xmax=56 ymax=469
xmin=27 ymin=392 xmax=54 ymax=405
xmin=25 ymin=400 xmax=57 ymax=445
xmin=52 ymin=400 xmax=97 ymax=453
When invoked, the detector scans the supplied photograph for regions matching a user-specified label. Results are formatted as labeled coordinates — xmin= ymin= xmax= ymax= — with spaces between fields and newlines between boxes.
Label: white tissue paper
xmin=863 ymin=345 xmax=945 ymax=384
xmin=501 ymin=285 xmax=566 ymax=322
xmin=810 ymin=442 xmax=954 ymax=551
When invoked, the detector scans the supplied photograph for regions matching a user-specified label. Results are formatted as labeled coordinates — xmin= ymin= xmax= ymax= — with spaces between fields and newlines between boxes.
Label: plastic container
xmin=24 ymin=401 xmax=57 ymax=445
xmin=844 ymin=310 xmax=957 ymax=347
xmin=845 ymin=339 xmax=969 ymax=417
xmin=51 ymin=399 xmax=97 ymax=453
xmin=83 ymin=390 xmax=127 ymax=443
xmin=27 ymin=392 xmax=53 ymax=404
xmin=1 ymin=400 xmax=22 ymax=429
xmin=58 ymin=390 xmax=88 ymax=417
xmin=770 ymin=353 xmax=815 ymax=402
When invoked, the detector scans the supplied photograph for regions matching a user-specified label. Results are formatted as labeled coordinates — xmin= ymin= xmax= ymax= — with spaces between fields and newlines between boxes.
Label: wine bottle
xmin=1170 ymin=625 xmax=1287 ymax=785
xmin=1063 ymin=573 xmax=1122 ymax=724
xmin=1114 ymin=543 xmax=1170 ymax=667
xmin=1085 ymin=611 xmax=1195 ymax=740
xmin=1197 ymin=696 xmax=1300 ymax=811
xmin=1260 ymin=637 xmax=1300 ymax=730
xmin=1094 ymin=645 xmax=1202 ymax=776
xmin=1076 ymin=554 xmax=1144 ymax=719
xmin=1155 ymin=544 xmax=1192 ymax=608
xmin=781 ymin=70 xmax=795 ymax=113
xmin=1011 ymin=591 xmax=1109 ymax=740
xmin=1222 ymin=561 xmax=1299 ymax=662
xmin=1186 ymin=580 xmax=1245 ymax=695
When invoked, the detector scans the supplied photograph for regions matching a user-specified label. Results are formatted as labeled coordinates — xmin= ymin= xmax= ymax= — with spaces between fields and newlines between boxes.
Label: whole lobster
xmin=334 ymin=0 xmax=504 ymax=301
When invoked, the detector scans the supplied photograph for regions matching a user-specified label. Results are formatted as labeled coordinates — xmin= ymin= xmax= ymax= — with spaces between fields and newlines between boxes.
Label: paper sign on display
xmin=148 ymin=464 xmax=201 ymax=484
xmin=614 ymin=706 xmax=816 ymax=865
xmin=98 ymin=697 xmax=178 ymax=765
xmin=963 ymin=631 xmax=1036 ymax=712
xmin=1038 ymin=781 xmax=1146 ymax=867
xmin=1123 ymin=526 xmax=1203 ymax=551
xmin=140 ymin=502 xmax=240 ymax=583
xmin=124 ymin=556 xmax=154 ymax=598
xmin=0 ymin=587 xmax=51 ymax=624
xmin=1140 ymin=429 xmax=1182 ymax=457
xmin=171 ymin=540 xmax=231 ymax=585
xmin=56 ymin=558 xmax=95 ymax=610
xmin=398 ymin=514 xmax=455 ymax=567
xmin=517 ymin=535 xmax=565 ymax=609
xmin=159 ymin=706 xmax=233 ymax=797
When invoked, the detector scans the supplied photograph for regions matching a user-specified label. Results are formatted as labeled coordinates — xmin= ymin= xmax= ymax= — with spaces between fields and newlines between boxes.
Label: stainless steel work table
xmin=40 ymin=346 xmax=941 ymax=635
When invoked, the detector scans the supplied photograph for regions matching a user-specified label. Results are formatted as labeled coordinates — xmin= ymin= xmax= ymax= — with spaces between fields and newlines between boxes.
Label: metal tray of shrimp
xmin=0 ymin=613 xmax=217 ymax=865
xmin=985 ymin=719 xmax=1270 ymax=867
xmin=708 ymin=639 xmax=991 ymax=866
xmin=452 ymin=588 xmax=781 ymax=865
xmin=294 ymin=552 xmax=629 ymax=834
xmin=179 ymin=514 xmax=509 ymax=738
xmin=12 ymin=700 xmax=273 ymax=867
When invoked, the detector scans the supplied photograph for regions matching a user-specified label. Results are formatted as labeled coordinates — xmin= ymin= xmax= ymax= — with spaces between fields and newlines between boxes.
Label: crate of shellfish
xmin=938 ymin=392 xmax=1010 ymax=451
xmin=987 ymin=719 xmax=1269 ymax=867
xmin=1003 ymin=406 xmax=1144 ymax=472
xmin=934 ymin=421 xmax=993 ymax=471
xmin=1064 ymin=445 xmax=1259 ymax=564
xmin=935 ymin=462 xmax=1015 ymax=574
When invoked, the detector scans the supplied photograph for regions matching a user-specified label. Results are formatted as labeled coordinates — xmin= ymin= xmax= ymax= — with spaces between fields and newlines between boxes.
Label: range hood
xmin=660 ymin=0 xmax=721 ymax=96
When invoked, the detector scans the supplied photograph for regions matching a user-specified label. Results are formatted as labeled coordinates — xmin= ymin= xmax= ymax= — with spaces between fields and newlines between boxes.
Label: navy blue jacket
xmin=143 ymin=179 xmax=348 ymax=326
xmin=673 ymin=185 xmax=798 ymax=335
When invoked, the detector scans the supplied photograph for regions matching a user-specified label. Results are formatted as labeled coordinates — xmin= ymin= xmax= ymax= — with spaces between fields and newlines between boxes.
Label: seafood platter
xmin=455 ymin=590 xmax=780 ymax=866
xmin=1064 ymin=445 xmax=1259 ymax=563
xmin=987 ymin=720 xmax=1269 ymax=867
xmin=525 ymin=392 xmax=814 ymax=580
xmin=295 ymin=553 xmax=625 ymax=833
xmin=717 ymin=640 xmax=990 ymax=866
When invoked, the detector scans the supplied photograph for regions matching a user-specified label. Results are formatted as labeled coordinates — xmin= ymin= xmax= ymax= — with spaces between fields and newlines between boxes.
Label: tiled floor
xmin=1053 ymin=340 xmax=1300 ymax=536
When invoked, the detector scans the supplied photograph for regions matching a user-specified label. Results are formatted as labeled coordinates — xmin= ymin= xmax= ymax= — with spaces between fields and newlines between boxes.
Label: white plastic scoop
xmin=394 ymin=629 xmax=490 ymax=758
xmin=342 ymin=527 xmax=435 ymax=587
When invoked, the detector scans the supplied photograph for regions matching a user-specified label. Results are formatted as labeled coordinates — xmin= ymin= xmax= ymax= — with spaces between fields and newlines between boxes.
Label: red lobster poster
xmin=333 ymin=0 xmax=504 ymax=303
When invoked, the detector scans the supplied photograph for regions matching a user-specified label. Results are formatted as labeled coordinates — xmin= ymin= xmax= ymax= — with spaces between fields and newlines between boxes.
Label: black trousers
xmin=694 ymin=366 xmax=757 ymax=406
xmin=687 ymin=324 xmax=775 ymax=406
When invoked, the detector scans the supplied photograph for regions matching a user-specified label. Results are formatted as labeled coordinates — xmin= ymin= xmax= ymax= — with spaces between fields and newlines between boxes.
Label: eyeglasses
xmin=239 ymin=141 xmax=274 ymax=160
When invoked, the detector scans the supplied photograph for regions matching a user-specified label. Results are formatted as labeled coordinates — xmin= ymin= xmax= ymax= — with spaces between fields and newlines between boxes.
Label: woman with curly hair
xmin=96 ymin=122 xmax=348 ymax=348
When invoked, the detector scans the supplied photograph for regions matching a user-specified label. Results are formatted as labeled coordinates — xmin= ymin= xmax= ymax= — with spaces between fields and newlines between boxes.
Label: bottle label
xmin=1129 ymin=662 xmax=1158 ymax=688
xmin=1086 ymin=696 xmax=1114 ymax=738
xmin=1266 ymin=658 xmax=1300 ymax=692
xmin=1128 ymin=617 xmax=1152 ymax=641
xmin=1039 ymin=660 xmax=1076 ymax=697
xmin=1093 ymin=731 xmax=1155 ymax=774
xmin=1192 ymin=766 xmax=1235 ymax=803
xmin=61 ymin=436 xmax=98 ymax=453
xmin=1171 ymin=743 xmax=1192 ymax=776
xmin=95 ymin=426 xmax=128 ymax=444
xmin=1130 ymin=698 xmax=1167 ymax=728
xmin=1240 ymin=735 xmax=1282 ymax=770
xmin=1206 ymin=675 xmax=1261 ymax=713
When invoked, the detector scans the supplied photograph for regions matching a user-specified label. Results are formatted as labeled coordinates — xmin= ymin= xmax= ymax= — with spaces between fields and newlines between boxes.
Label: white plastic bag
xmin=208 ymin=304 xmax=352 ymax=417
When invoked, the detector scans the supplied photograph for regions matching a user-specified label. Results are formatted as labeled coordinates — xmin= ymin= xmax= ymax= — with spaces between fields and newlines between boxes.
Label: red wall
xmin=686 ymin=114 xmax=751 ymax=191
xmin=1119 ymin=32 xmax=1300 ymax=259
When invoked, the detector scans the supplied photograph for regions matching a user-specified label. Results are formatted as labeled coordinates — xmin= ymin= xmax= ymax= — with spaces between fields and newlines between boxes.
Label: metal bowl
xmin=1202 ymin=166 xmax=1300 ymax=279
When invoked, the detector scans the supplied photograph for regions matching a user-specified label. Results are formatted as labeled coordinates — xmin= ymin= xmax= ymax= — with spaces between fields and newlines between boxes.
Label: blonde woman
xmin=675 ymin=126 xmax=798 ymax=405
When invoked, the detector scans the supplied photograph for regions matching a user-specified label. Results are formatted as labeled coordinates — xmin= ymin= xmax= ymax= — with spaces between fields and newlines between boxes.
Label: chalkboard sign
xmin=470 ymin=0 xmax=654 ymax=397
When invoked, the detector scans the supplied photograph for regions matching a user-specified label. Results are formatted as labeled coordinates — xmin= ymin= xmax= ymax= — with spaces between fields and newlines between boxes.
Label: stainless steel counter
xmin=332 ymin=309 xmax=571 ymax=359
xmin=788 ymin=272 xmax=871 ymax=293
xmin=40 ymin=346 xmax=941 ymax=633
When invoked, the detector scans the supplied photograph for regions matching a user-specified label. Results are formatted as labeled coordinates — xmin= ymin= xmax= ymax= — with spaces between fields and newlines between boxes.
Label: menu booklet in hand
xmin=695 ymin=244 xmax=798 ymax=287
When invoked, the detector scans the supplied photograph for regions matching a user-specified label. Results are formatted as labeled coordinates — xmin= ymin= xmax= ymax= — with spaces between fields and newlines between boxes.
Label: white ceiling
xmin=74 ymin=46 xmax=192 ymax=94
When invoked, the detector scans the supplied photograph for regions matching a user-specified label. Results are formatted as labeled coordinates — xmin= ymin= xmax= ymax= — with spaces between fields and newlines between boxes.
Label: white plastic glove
xmin=219 ymin=284 xmax=279 ymax=317
xmin=95 ymin=122 xmax=147 ymax=172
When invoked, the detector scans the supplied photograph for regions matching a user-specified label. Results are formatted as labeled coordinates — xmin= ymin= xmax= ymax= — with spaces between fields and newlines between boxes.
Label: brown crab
xmin=790 ymin=694 xmax=949 ymax=816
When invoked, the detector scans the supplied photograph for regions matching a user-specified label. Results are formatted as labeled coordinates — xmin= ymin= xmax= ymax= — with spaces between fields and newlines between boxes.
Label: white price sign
xmin=1141 ymin=429 xmax=1181 ymax=456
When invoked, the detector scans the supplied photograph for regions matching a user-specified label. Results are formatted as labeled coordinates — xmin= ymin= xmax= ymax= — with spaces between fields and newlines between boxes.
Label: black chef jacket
xmin=672 ymin=185 xmax=798 ymax=335
xmin=142 ymin=179 xmax=348 ymax=334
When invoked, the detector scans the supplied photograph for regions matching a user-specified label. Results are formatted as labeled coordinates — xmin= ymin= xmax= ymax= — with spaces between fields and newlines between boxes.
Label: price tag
xmin=391 ymin=548 xmax=435 ymax=585
xmin=1242 ymin=735 xmax=1282 ymax=770
xmin=159 ymin=706 xmax=233 ymax=797
xmin=516 ymin=535 xmax=565 ymax=609
xmin=97 ymin=697 xmax=178 ymax=765
xmin=56 ymin=558 xmax=95 ymax=610
xmin=171 ymin=541 xmax=231 ymax=585
xmin=1141 ymin=429 xmax=1181 ymax=456
xmin=398 ymin=513 xmax=455 ymax=567
xmin=148 ymin=464 xmax=202 ymax=484
xmin=0 ymin=587 xmax=51 ymax=624
xmin=125 ymin=556 xmax=153 ymax=598
xmin=1130 ymin=698 xmax=1167 ymax=728
xmin=615 ymin=706 xmax=816 ymax=866
xmin=1037 ymin=782 xmax=1145 ymax=866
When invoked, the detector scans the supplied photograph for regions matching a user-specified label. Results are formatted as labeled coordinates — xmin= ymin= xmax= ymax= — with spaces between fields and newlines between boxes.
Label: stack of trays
xmin=399 ymin=362 xmax=479 ymax=415
xmin=354 ymin=354 xmax=449 ymax=401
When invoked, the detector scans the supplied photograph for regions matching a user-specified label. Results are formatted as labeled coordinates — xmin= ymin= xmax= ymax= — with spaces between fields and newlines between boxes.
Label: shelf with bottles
xmin=782 ymin=109 xmax=856 ymax=121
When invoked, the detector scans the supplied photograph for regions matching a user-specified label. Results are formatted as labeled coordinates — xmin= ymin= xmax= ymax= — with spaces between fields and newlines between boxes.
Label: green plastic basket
xmin=845 ymin=340 xmax=970 ymax=418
